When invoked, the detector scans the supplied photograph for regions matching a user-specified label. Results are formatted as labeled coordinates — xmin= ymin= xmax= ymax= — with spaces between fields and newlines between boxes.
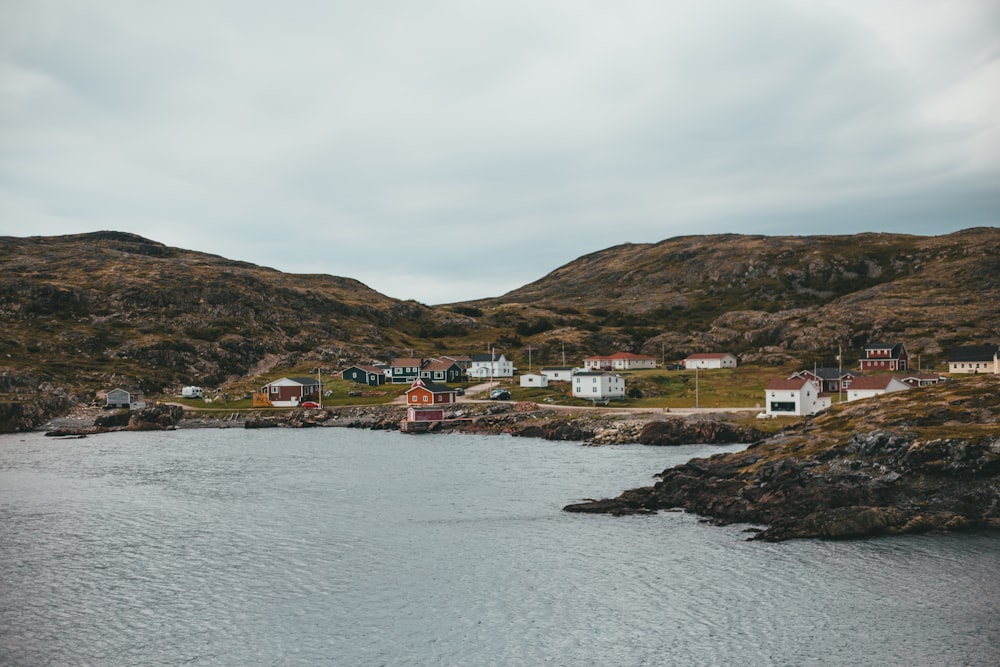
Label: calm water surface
xmin=1 ymin=428 xmax=997 ymax=666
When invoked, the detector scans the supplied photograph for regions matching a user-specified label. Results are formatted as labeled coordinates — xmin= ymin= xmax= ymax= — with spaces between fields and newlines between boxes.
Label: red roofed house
xmin=764 ymin=378 xmax=830 ymax=417
xmin=419 ymin=358 xmax=463 ymax=383
xmin=846 ymin=376 xmax=911 ymax=402
xmin=684 ymin=352 xmax=737 ymax=370
xmin=583 ymin=352 xmax=657 ymax=371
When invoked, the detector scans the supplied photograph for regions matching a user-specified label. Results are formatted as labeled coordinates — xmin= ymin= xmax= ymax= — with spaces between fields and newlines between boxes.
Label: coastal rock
xmin=565 ymin=376 xmax=1000 ymax=541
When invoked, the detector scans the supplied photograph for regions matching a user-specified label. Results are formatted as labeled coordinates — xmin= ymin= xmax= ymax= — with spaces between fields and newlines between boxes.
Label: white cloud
xmin=2 ymin=1 xmax=997 ymax=303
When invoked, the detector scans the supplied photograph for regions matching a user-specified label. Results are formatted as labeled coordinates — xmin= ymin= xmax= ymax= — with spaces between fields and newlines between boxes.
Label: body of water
xmin=1 ymin=428 xmax=997 ymax=666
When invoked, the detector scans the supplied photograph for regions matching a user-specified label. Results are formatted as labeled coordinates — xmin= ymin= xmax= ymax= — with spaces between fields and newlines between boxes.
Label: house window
xmin=270 ymin=386 xmax=277 ymax=393
xmin=423 ymin=395 xmax=429 ymax=402
xmin=771 ymin=401 xmax=796 ymax=412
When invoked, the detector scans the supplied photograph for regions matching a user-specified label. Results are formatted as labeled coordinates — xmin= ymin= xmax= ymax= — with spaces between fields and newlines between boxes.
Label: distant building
xmin=789 ymin=368 xmax=859 ymax=394
xmin=946 ymin=346 xmax=999 ymax=374
xmin=572 ymin=371 xmax=625 ymax=401
xmin=389 ymin=358 xmax=424 ymax=384
xmin=684 ymin=352 xmax=737 ymax=369
xmin=420 ymin=359 xmax=463 ymax=384
xmin=540 ymin=367 xmax=577 ymax=382
xmin=764 ymin=378 xmax=829 ymax=416
xmin=846 ymin=376 xmax=911 ymax=402
xmin=261 ymin=377 xmax=321 ymax=407
xmin=405 ymin=377 xmax=457 ymax=407
xmin=468 ymin=351 xmax=515 ymax=378
xmin=583 ymin=352 xmax=657 ymax=371
xmin=859 ymin=343 xmax=908 ymax=372
xmin=105 ymin=388 xmax=146 ymax=410
xmin=519 ymin=373 xmax=549 ymax=388
xmin=341 ymin=364 xmax=387 ymax=386
xmin=898 ymin=373 xmax=948 ymax=388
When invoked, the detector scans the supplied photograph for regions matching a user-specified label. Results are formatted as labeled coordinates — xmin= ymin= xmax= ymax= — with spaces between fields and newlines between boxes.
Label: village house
xmin=440 ymin=355 xmax=473 ymax=372
xmin=405 ymin=378 xmax=458 ymax=423
xmin=763 ymin=378 xmax=829 ymax=417
xmin=260 ymin=377 xmax=321 ymax=407
xmin=420 ymin=359 xmax=463 ymax=383
xmin=845 ymin=375 xmax=911 ymax=402
xmin=519 ymin=373 xmax=549 ymax=388
xmin=684 ymin=352 xmax=738 ymax=369
xmin=467 ymin=351 xmax=515 ymax=379
xmin=859 ymin=343 xmax=908 ymax=372
xmin=789 ymin=368 xmax=859 ymax=394
xmin=898 ymin=373 xmax=948 ymax=388
xmin=583 ymin=352 xmax=657 ymax=371
xmin=946 ymin=345 xmax=1000 ymax=374
xmin=389 ymin=357 xmax=424 ymax=384
xmin=540 ymin=367 xmax=577 ymax=382
xmin=405 ymin=377 xmax=457 ymax=407
xmin=105 ymin=387 xmax=146 ymax=410
xmin=572 ymin=371 xmax=625 ymax=401
xmin=341 ymin=364 xmax=387 ymax=386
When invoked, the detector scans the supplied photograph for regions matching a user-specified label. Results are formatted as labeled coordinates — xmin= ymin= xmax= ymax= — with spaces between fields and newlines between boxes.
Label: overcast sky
xmin=2 ymin=1 xmax=998 ymax=304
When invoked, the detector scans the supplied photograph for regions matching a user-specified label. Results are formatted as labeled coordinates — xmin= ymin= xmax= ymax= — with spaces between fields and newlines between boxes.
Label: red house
xmin=859 ymin=343 xmax=908 ymax=372
xmin=405 ymin=378 xmax=457 ymax=407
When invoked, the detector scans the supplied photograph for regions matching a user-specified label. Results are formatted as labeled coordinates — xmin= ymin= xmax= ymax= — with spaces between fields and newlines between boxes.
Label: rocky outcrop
xmin=565 ymin=376 xmax=1000 ymax=541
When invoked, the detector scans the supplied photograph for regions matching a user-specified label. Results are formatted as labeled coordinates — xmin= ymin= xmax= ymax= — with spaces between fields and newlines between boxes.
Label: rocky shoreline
xmin=565 ymin=376 xmax=1000 ymax=541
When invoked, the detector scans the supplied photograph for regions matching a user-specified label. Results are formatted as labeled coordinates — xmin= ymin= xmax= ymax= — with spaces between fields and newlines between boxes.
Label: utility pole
xmin=695 ymin=366 xmax=700 ymax=409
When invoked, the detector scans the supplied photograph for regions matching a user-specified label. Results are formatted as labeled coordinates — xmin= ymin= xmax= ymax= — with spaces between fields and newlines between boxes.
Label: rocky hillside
xmin=565 ymin=375 xmax=1000 ymax=541
xmin=0 ymin=231 xmax=460 ymax=396
xmin=453 ymin=227 xmax=1000 ymax=365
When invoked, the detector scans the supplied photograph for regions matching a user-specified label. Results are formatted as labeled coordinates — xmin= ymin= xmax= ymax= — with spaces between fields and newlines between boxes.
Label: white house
xmin=947 ymin=346 xmax=1000 ymax=374
xmin=519 ymin=373 xmax=549 ymax=388
xmin=572 ymin=371 xmax=625 ymax=401
xmin=540 ymin=367 xmax=578 ymax=382
xmin=764 ymin=378 xmax=830 ymax=416
xmin=684 ymin=352 xmax=738 ymax=369
xmin=106 ymin=388 xmax=146 ymax=410
xmin=467 ymin=351 xmax=515 ymax=378
xmin=583 ymin=352 xmax=657 ymax=371
xmin=846 ymin=376 xmax=911 ymax=402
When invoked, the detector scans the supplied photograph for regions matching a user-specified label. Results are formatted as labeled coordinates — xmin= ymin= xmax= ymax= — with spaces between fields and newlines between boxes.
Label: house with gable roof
xmin=846 ymin=375 xmax=911 ymax=402
xmin=859 ymin=343 xmax=908 ymax=372
xmin=764 ymin=378 xmax=829 ymax=417
xmin=946 ymin=345 xmax=999 ymax=374
xmin=789 ymin=367 xmax=859 ymax=394
xmin=420 ymin=358 xmax=463 ymax=383
xmin=389 ymin=357 xmax=425 ymax=384
xmin=572 ymin=371 xmax=625 ymax=401
xmin=261 ymin=377 xmax=322 ymax=407
xmin=467 ymin=351 xmax=515 ymax=378
xmin=341 ymin=364 xmax=387 ymax=386
xmin=583 ymin=352 xmax=657 ymax=371
xmin=684 ymin=352 xmax=737 ymax=369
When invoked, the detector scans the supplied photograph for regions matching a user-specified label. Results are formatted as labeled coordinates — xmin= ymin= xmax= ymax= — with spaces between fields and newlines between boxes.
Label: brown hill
xmin=454 ymin=227 xmax=1000 ymax=365
xmin=0 ymin=231 xmax=457 ymax=395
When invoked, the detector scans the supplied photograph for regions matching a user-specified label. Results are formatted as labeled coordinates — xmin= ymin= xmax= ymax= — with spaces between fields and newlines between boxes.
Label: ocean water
xmin=1 ymin=427 xmax=997 ymax=666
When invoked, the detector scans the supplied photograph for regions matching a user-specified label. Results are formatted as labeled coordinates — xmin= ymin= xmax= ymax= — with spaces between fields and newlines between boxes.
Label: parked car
xmin=666 ymin=363 xmax=684 ymax=371
xmin=455 ymin=388 xmax=465 ymax=396
xmin=301 ymin=401 xmax=320 ymax=409
xmin=489 ymin=388 xmax=511 ymax=400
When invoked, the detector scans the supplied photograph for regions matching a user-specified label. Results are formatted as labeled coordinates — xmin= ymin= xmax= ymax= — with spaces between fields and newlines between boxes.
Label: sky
xmin=2 ymin=1 xmax=998 ymax=304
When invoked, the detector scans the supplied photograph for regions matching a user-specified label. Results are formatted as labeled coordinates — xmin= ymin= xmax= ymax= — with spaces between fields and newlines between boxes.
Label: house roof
xmin=862 ymin=343 xmax=905 ymax=356
xmin=441 ymin=355 xmax=472 ymax=362
xmin=898 ymin=373 xmax=946 ymax=381
xmin=574 ymin=371 xmax=620 ymax=377
xmin=766 ymin=378 xmax=811 ymax=391
xmin=793 ymin=368 xmax=860 ymax=380
xmin=391 ymin=357 xmax=424 ymax=367
xmin=263 ymin=377 xmax=316 ymax=387
xmin=848 ymin=375 xmax=904 ymax=390
xmin=585 ymin=352 xmax=655 ymax=361
xmin=947 ymin=345 xmax=999 ymax=362
xmin=541 ymin=366 xmax=575 ymax=371
xmin=422 ymin=359 xmax=459 ymax=372
xmin=406 ymin=378 xmax=455 ymax=394
xmin=685 ymin=352 xmax=734 ymax=360
xmin=470 ymin=353 xmax=505 ymax=362
xmin=345 ymin=364 xmax=384 ymax=374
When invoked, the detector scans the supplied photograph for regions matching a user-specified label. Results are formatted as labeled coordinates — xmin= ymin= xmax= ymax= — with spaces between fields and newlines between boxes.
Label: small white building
xmin=468 ymin=351 xmax=515 ymax=378
xmin=846 ymin=376 xmax=911 ymax=402
xmin=764 ymin=378 xmax=829 ymax=416
xmin=106 ymin=388 xmax=146 ymax=411
xmin=540 ymin=367 xmax=577 ymax=382
xmin=684 ymin=352 xmax=738 ymax=369
xmin=519 ymin=373 xmax=549 ymax=388
xmin=583 ymin=352 xmax=657 ymax=371
xmin=572 ymin=371 xmax=625 ymax=401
